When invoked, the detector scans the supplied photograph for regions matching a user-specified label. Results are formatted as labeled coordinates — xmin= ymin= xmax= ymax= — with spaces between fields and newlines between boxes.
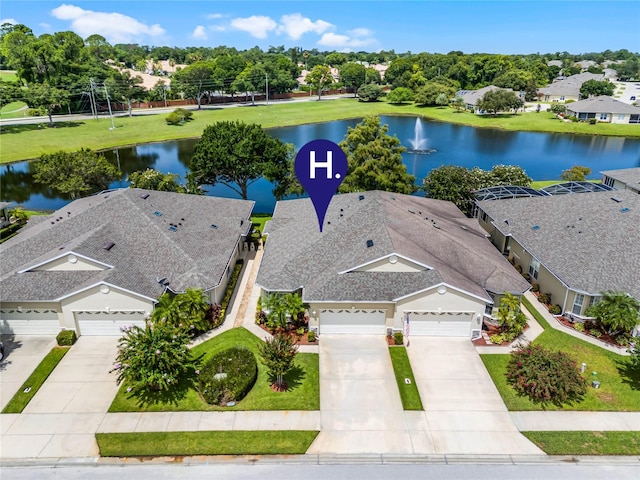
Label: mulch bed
xmin=257 ymin=324 xmax=319 ymax=346
xmin=555 ymin=316 xmax=626 ymax=348
xmin=472 ymin=322 xmax=529 ymax=347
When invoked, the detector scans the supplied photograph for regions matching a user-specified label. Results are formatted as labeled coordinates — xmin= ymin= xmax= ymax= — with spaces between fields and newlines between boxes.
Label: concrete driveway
xmin=308 ymin=335 xmax=411 ymax=454
xmin=406 ymin=337 xmax=543 ymax=455
xmin=1 ymin=336 xmax=119 ymax=458
xmin=0 ymin=335 xmax=56 ymax=411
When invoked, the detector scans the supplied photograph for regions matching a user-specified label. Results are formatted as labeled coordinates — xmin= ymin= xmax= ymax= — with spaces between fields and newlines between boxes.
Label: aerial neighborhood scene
xmin=0 ymin=0 xmax=639 ymax=476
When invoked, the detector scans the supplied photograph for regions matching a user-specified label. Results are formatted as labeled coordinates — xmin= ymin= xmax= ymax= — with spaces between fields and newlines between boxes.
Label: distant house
xmin=456 ymin=85 xmax=518 ymax=113
xmin=476 ymin=189 xmax=640 ymax=333
xmin=257 ymin=191 xmax=529 ymax=338
xmin=0 ymin=202 xmax=12 ymax=229
xmin=538 ymin=72 xmax=604 ymax=102
xmin=0 ymin=189 xmax=254 ymax=336
xmin=574 ymin=60 xmax=598 ymax=71
xmin=547 ymin=60 xmax=563 ymax=68
xmin=565 ymin=96 xmax=640 ymax=124
xmin=601 ymin=167 xmax=640 ymax=193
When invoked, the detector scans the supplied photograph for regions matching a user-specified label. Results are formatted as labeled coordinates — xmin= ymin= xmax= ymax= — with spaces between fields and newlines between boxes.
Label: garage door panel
xmin=320 ymin=309 xmax=386 ymax=335
xmin=75 ymin=311 xmax=146 ymax=336
xmin=408 ymin=311 xmax=473 ymax=337
xmin=0 ymin=309 xmax=60 ymax=335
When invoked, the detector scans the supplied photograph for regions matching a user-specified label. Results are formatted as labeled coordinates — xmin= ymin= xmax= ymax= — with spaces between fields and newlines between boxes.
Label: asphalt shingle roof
xmin=257 ymin=191 xmax=529 ymax=303
xmin=477 ymin=190 xmax=640 ymax=300
xmin=601 ymin=168 xmax=640 ymax=192
xmin=566 ymin=96 xmax=640 ymax=114
xmin=0 ymin=189 xmax=254 ymax=302
xmin=540 ymin=73 xmax=604 ymax=97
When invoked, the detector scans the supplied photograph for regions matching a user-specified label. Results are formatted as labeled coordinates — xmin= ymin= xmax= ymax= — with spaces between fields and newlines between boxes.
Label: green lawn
xmin=0 ymin=101 xmax=29 ymax=119
xmin=96 ymin=430 xmax=319 ymax=456
xmin=250 ymin=214 xmax=272 ymax=231
xmin=108 ymin=327 xmax=319 ymax=412
xmin=1 ymin=346 xmax=70 ymax=413
xmin=2 ymin=98 xmax=639 ymax=164
xmin=0 ymin=70 xmax=18 ymax=82
xmin=531 ymin=179 xmax=601 ymax=189
xmin=523 ymin=431 xmax=640 ymax=455
xmin=389 ymin=346 xmax=423 ymax=410
xmin=480 ymin=297 xmax=640 ymax=411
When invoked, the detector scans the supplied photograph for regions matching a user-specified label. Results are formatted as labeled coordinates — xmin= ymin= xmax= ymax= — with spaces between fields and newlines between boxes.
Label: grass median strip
xmin=522 ymin=431 xmax=640 ymax=455
xmin=389 ymin=346 xmax=423 ymax=410
xmin=96 ymin=430 xmax=319 ymax=456
xmin=2 ymin=346 xmax=69 ymax=413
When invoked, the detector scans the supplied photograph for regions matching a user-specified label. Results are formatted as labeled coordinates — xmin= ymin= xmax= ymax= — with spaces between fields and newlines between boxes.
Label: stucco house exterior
xmin=476 ymin=189 xmax=640 ymax=332
xmin=565 ymin=96 xmax=640 ymax=124
xmin=0 ymin=189 xmax=253 ymax=336
xmin=538 ymin=72 xmax=604 ymax=102
xmin=256 ymin=191 xmax=529 ymax=338
xmin=601 ymin=167 xmax=640 ymax=193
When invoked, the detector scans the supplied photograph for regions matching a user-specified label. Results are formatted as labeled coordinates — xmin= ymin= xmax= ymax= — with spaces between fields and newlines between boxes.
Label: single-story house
xmin=455 ymin=85 xmax=517 ymax=113
xmin=0 ymin=188 xmax=254 ymax=336
xmin=565 ymin=96 xmax=640 ymax=124
xmin=538 ymin=72 xmax=604 ymax=102
xmin=0 ymin=202 xmax=12 ymax=229
xmin=601 ymin=167 xmax=640 ymax=194
xmin=476 ymin=189 xmax=640 ymax=331
xmin=256 ymin=191 xmax=529 ymax=338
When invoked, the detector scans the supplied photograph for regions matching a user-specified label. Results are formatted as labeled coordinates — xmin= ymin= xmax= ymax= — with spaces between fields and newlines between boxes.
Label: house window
xmin=560 ymin=96 xmax=565 ymax=101
xmin=528 ymin=258 xmax=540 ymax=279
xmin=572 ymin=293 xmax=584 ymax=315
xmin=617 ymin=114 xmax=625 ymax=121
xmin=599 ymin=113 xmax=607 ymax=120
xmin=480 ymin=211 xmax=488 ymax=222
xmin=590 ymin=295 xmax=602 ymax=307
xmin=630 ymin=114 xmax=640 ymax=124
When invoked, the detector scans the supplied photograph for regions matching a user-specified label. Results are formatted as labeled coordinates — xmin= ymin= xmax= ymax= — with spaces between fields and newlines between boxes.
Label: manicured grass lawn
xmin=250 ymin=214 xmax=272 ymax=231
xmin=0 ymin=70 xmax=18 ymax=82
xmin=1 ymin=346 xmax=70 ymax=413
xmin=96 ymin=430 xmax=319 ymax=456
xmin=389 ymin=346 xmax=423 ymax=410
xmin=108 ymin=327 xmax=319 ymax=412
xmin=522 ymin=431 xmax=640 ymax=455
xmin=480 ymin=297 xmax=640 ymax=411
xmin=0 ymin=101 xmax=28 ymax=119
xmin=2 ymin=98 xmax=639 ymax=164
xmin=531 ymin=179 xmax=601 ymax=189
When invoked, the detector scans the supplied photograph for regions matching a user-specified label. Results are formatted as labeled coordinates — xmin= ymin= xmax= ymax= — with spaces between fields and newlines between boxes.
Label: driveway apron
xmin=307 ymin=335 xmax=413 ymax=454
xmin=406 ymin=337 xmax=543 ymax=455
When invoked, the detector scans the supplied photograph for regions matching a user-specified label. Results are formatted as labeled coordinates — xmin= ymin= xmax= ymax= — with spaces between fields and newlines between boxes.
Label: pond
xmin=2 ymin=115 xmax=639 ymax=213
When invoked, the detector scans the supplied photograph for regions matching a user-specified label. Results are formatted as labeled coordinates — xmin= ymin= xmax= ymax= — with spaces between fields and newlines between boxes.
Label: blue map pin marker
xmin=294 ymin=139 xmax=348 ymax=232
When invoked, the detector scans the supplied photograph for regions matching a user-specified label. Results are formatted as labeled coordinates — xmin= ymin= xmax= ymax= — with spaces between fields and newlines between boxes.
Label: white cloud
xmin=318 ymin=32 xmax=376 ymax=49
xmin=51 ymin=4 xmax=165 ymax=43
xmin=230 ymin=15 xmax=276 ymax=39
xmin=277 ymin=13 xmax=333 ymax=40
xmin=192 ymin=25 xmax=207 ymax=40
xmin=0 ymin=18 xmax=18 ymax=26
xmin=349 ymin=28 xmax=373 ymax=37
xmin=206 ymin=13 xmax=224 ymax=20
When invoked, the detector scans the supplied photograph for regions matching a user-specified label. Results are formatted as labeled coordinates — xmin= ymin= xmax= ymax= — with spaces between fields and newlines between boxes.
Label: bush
xmin=206 ymin=303 xmax=225 ymax=329
xmin=490 ymin=334 xmax=505 ymax=344
xmin=590 ymin=329 xmax=603 ymax=338
xmin=537 ymin=292 xmax=551 ymax=304
xmin=255 ymin=310 xmax=268 ymax=325
xmin=307 ymin=330 xmax=316 ymax=343
xmin=173 ymin=108 xmax=193 ymax=121
xmin=531 ymin=282 xmax=539 ymax=293
xmin=220 ymin=260 xmax=244 ymax=320
xmin=394 ymin=331 xmax=404 ymax=345
xmin=514 ymin=264 xmax=523 ymax=274
xmin=589 ymin=118 xmax=597 ymax=125
xmin=574 ymin=322 xmax=585 ymax=332
xmin=56 ymin=329 xmax=77 ymax=346
xmin=165 ymin=112 xmax=181 ymax=125
xmin=506 ymin=343 xmax=588 ymax=406
xmin=522 ymin=272 xmax=531 ymax=282
xmin=198 ymin=346 xmax=257 ymax=405
xmin=548 ymin=304 xmax=562 ymax=315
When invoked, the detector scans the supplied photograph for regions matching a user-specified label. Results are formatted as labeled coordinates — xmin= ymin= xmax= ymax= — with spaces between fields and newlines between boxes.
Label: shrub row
xmin=198 ymin=346 xmax=257 ymax=405
xmin=56 ymin=330 xmax=77 ymax=346
xmin=220 ymin=260 xmax=244 ymax=321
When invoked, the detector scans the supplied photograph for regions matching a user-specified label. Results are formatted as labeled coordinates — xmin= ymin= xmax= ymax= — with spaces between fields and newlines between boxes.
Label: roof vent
xmin=610 ymin=197 xmax=622 ymax=203
xmin=154 ymin=211 xmax=162 ymax=216
xmin=366 ymin=239 xmax=374 ymax=248
xmin=532 ymin=225 xmax=540 ymax=230
xmin=211 ymin=224 xmax=218 ymax=230
xmin=620 ymin=207 xmax=630 ymax=213
xmin=460 ymin=225 xmax=469 ymax=231
xmin=359 ymin=195 xmax=365 ymax=201
xmin=408 ymin=209 xmax=415 ymax=214
xmin=169 ymin=225 xmax=177 ymax=232
xmin=140 ymin=193 xmax=150 ymax=199
xmin=433 ymin=223 xmax=440 ymax=229
xmin=102 ymin=241 xmax=115 ymax=250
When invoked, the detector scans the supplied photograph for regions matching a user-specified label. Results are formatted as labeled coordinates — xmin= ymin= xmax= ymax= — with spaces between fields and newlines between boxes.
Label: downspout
xmin=562 ymin=289 xmax=569 ymax=315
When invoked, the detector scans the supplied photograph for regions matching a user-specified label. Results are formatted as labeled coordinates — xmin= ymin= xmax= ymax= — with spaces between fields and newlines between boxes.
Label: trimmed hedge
xmin=197 ymin=346 xmax=257 ymax=405
xmin=56 ymin=329 xmax=77 ymax=346
xmin=220 ymin=260 xmax=244 ymax=319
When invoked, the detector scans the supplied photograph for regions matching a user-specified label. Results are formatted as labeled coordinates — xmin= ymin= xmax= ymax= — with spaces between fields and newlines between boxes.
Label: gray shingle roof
xmin=0 ymin=189 xmax=254 ymax=302
xmin=477 ymin=190 xmax=640 ymax=300
xmin=457 ymin=85 xmax=507 ymax=106
xmin=601 ymin=167 xmax=640 ymax=191
xmin=566 ymin=96 xmax=640 ymax=114
xmin=257 ymin=191 xmax=529 ymax=303
xmin=539 ymin=73 xmax=604 ymax=96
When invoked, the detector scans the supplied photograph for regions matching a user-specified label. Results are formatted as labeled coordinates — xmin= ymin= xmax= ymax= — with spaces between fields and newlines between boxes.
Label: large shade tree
xmin=189 ymin=121 xmax=291 ymax=200
xmin=305 ymin=64 xmax=333 ymax=100
xmin=339 ymin=115 xmax=417 ymax=194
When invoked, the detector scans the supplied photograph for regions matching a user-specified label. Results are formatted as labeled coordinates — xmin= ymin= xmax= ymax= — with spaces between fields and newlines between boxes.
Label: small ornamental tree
xmin=357 ymin=83 xmax=383 ymax=102
xmin=258 ymin=332 xmax=298 ymax=391
xmin=152 ymin=289 xmax=212 ymax=335
xmin=111 ymin=319 xmax=196 ymax=393
xmin=496 ymin=293 xmax=527 ymax=341
xmin=561 ymin=165 xmax=592 ymax=182
xmin=506 ymin=343 xmax=588 ymax=407
xmin=585 ymin=290 xmax=640 ymax=337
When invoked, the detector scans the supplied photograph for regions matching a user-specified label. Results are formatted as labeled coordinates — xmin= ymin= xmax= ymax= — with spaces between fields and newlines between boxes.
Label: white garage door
xmin=407 ymin=311 xmax=473 ymax=337
xmin=75 ymin=311 xmax=146 ymax=336
xmin=0 ymin=309 xmax=60 ymax=335
xmin=320 ymin=308 xmax=386 ymax=335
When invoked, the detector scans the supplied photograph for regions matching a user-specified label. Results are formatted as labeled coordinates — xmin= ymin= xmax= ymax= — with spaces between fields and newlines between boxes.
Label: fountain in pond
xmin=407 ymin=118 xmax=435 ymax=154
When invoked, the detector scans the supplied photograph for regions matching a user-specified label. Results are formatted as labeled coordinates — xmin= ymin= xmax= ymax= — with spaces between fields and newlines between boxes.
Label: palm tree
xmin=586 ymin=290 xmax=640 ymax=337
xmin=174 ymin=288 xmax=210 ymax=332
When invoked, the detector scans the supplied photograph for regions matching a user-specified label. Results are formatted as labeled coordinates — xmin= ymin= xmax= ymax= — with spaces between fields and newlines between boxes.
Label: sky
xmin=1 ymin=1 xmax=638 ymax=55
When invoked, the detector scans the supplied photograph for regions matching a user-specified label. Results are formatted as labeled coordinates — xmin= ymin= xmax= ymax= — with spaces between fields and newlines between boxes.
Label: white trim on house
xmin=54 ymin=281 xmax=158 ymax=304
xmin=392 ymin=282 xmax=492 ymax=304
xmin=17 ymin=251 xmax=114 ymax=273
xmin=337 ymin=252 xmax=434 ymax=274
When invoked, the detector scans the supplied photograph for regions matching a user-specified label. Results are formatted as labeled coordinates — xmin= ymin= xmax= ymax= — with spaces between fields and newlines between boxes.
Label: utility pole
xmin=103 ymin=83 xmax=116 ymax=130
xmin=265 ymin=73 xmax=269 ymax=105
